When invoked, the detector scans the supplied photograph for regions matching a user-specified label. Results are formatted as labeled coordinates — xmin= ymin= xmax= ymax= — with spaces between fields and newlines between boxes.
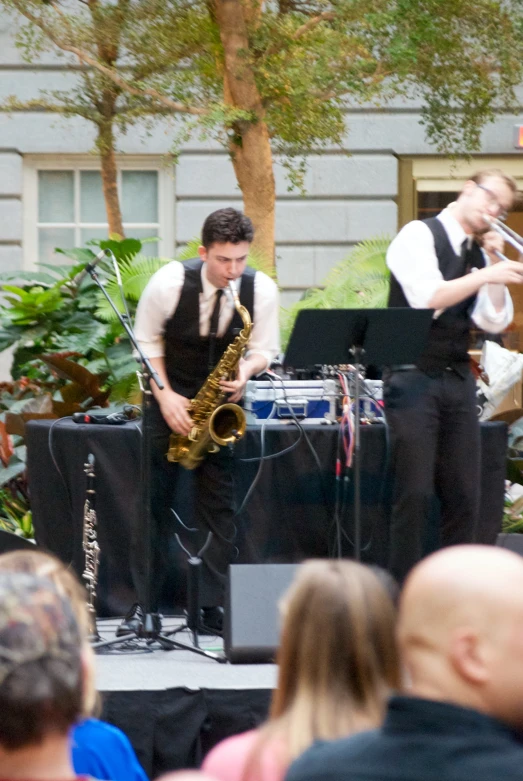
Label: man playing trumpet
xmin=385 ymin=169 xmax=523 ymax=583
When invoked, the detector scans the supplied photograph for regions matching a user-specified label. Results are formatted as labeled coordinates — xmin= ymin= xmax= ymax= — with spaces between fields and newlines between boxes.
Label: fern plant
xmin=281 ymin=237 xmax=391 ymax=349
xmin=95 ymin=255 xmax=171 ymax=323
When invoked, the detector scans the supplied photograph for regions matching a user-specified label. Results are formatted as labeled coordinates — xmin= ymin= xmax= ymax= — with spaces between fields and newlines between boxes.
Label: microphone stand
xmin=349 ymin=347 xmax=364 ymax=562
xmin=163 ymin=532 xmax=213 ymax=648
xmin=85 ymin=258 xmax=224 ymax=661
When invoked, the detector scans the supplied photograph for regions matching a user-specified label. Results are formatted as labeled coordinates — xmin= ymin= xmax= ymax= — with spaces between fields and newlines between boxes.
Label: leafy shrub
xmin=281 ymin=236 xmax=391 ymax=349
xmin=0 ymin=234 xmax=392 ymax=537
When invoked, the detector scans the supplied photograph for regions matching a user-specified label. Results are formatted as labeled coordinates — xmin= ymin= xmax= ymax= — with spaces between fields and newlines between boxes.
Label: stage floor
xmin=95 ymin=617 xmax=277 ymax=691
xmin=95 ymin=618 xmax=275 ymax=779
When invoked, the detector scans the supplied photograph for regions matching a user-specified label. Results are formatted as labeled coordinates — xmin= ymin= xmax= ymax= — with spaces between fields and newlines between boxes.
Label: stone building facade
xmin=1 ymin=14 xmax=523 ymax=375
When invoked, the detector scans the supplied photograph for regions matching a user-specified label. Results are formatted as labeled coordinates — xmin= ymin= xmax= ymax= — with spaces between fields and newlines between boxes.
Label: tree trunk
xmin=97 ymin=122 xmax=125 ymax=238
xmin=228 ymin=126 xmax=276 ymax=264
xmin=214 ymin=0 xmax=276 ymax=264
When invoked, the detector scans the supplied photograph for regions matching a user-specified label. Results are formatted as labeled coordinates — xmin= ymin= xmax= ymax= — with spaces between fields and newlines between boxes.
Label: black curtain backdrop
xmin=26 ymin=419 xmax=507 ymax=616
xmin=100 ymin=687 xmax=272 ymax=779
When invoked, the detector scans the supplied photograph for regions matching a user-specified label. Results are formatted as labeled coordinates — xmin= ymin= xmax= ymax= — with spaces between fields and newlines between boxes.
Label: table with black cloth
xmin=26 ymin=418 xmax=507 ymax=616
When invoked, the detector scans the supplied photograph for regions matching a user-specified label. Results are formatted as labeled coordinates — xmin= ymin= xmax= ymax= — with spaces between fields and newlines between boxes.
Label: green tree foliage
xmin=1 ymin=0 xmax=522 ymax=258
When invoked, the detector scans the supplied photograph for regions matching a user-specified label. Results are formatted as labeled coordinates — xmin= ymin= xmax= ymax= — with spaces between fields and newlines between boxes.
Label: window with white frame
xmin=23 ymin=157 xmax=175 ymax=268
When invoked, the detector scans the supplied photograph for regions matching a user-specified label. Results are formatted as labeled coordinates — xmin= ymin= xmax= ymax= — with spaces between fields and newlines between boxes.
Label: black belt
xmin=388 ymin=364 xmax=467 ymax=377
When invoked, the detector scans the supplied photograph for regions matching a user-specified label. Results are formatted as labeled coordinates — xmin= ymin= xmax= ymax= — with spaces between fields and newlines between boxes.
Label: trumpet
xmin=482 ymin=215 xmax=523 ymax=260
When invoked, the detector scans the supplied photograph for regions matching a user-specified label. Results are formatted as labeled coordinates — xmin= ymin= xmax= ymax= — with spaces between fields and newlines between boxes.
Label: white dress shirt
xmin=134 ymin=260 xmax=280 ymax=368
xmin=386 ymin=208 xmax=513 ymax=333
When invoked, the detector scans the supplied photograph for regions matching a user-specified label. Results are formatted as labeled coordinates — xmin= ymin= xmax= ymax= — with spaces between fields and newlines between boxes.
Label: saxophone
xmin=167 ymin=280 xmax=252 ymax=470
xmin=82 ymin=453 xmax=101 ymax=642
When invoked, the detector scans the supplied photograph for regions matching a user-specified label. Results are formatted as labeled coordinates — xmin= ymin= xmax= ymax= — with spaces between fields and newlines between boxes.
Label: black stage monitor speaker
xmin=224 ymin=563 xmax=300 ymax=664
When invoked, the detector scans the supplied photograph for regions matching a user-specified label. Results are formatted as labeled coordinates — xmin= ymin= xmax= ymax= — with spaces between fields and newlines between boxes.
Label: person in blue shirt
xmin=72 ymin=718 xmax=148 ymax=781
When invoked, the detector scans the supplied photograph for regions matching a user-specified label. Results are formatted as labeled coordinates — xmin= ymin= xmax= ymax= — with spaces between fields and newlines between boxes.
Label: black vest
xmin=388 ymin=218 xmax=485 ymax=376
xmin=163 ymin=258 xmax=255 ymax=398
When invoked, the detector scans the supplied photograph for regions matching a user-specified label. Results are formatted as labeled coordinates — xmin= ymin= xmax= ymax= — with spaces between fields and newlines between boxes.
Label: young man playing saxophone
xmin=121 ymin=208 xmax=279 ymax=635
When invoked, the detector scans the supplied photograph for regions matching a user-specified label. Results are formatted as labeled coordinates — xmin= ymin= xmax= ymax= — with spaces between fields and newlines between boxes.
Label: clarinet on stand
xmin=82 ymin=453 xmax=101 ymax=643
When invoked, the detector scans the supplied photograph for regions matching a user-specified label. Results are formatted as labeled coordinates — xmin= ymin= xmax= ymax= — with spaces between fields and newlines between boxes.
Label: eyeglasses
xmin=476 ymin=182 xmax=509 ymax=222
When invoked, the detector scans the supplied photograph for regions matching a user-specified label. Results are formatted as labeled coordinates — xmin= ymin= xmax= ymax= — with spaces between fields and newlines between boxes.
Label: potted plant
xmin=498 ymin=436 xmax=523 ymax=555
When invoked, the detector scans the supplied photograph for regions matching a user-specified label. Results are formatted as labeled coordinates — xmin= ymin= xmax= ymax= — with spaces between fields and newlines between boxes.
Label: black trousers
xmin=130 ymin=400 xmax=238 ymax=611
xmin=383 ymin=368 xmax=480 ymax=583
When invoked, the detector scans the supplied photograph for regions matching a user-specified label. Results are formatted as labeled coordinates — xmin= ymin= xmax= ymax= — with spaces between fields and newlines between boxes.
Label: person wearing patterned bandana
xmin=0 ymin=571 xmax=94 ymax=781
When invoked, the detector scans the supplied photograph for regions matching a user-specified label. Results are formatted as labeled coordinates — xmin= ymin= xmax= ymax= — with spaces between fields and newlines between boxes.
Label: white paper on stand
xmin=477 ymin=341 xmax=523 ymax=421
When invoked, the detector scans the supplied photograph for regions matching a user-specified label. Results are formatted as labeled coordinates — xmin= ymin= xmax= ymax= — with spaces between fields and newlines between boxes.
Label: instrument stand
xmin=161 ymin=532 xmax=214 ymax=649
xmin=284 ymin=308 xmax=433 ymax=562
xmin=349 ymin=347 xmax=364 ymax=561
xmin=84 ymin=258 xmax=225 ymax=662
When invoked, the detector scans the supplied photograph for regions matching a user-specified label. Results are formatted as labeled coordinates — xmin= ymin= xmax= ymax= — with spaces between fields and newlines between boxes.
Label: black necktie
xmin=209 ymin=289 xmax=223 ymax=336
xmin=208 ymin=289 xmax=223 ymax=370
xmin=461 ymin=238 xmax=471 ymax=273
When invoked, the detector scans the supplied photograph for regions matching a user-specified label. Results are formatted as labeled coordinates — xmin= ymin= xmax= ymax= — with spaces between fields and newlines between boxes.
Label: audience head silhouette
xmin=203 ymin=558 xmax=399 ymax=781
xmin=273 ymin=559 xmax=399 ymax=747
xmin=0 ymin=571 xmax=84 ymax=751
xmin=398 ymin=544 xmax=523 ymax=728
xmin=0 ymin=549 xmax=89 ymax=634
xmin=284 ymin=546 xmax=523 ymax=781
xmin=0 ymin=548 xmax=96 ymax=716
xmin=0 ymin=552 xmax=150 ymax=781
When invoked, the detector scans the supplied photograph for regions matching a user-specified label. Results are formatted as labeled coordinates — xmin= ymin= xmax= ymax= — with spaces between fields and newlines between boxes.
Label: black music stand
xmin=284 ymin=308 xmax=433 ymax=561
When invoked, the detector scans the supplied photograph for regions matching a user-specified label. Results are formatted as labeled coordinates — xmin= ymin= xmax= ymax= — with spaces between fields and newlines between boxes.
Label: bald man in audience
xmin=285 ymin=545 xmax=523 ymax=781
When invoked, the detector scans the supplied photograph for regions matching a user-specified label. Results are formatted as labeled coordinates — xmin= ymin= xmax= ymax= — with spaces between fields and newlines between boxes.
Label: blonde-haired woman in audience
xmin=202 ymin=559 xmax=400 ymax=781
xmin=0 ymin=548 xmax=148 ymax=781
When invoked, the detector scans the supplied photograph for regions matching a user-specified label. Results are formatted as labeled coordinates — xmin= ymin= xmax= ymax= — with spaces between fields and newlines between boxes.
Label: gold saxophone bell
xmin=208 ymin=403 xmax=247 ymax=445
xmin=166 ymin=280 xmax=252 ymax=470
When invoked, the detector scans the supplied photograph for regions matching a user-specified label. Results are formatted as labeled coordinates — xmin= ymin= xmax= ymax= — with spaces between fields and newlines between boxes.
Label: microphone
xmin=72 ymin=248 xmax=110 ymax=286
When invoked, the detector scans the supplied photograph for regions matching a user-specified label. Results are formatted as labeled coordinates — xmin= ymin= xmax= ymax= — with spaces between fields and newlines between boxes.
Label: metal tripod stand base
xmin=162 ymin=619 xmax=221 ymax=652
xmin=90 ymin=613 xmax=226 ymax=662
